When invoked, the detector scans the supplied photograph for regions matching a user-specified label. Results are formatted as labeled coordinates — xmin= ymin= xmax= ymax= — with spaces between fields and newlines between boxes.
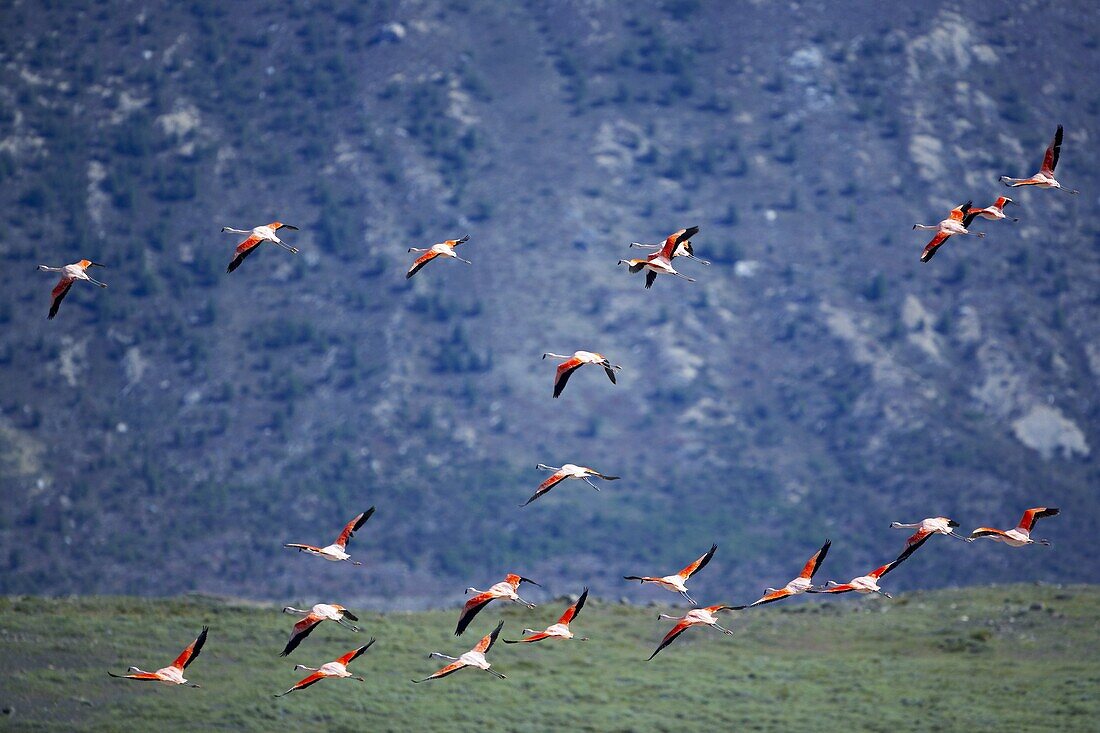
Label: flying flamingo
xmin=623 ymin=543 xmax=718 ymax=605
xmin=807 ymin=555 xmax=910 ymax=599
xmin=405 ymin=235 xmax=471 ymax=279
xmin=455 ymin=574 xmax=540 ymax=635
xmin=890 ymin=517 xmax=966 ymax=560
xmin=284 ymin=507 xmax=375 ymax=564
xmin=963 ymin=196 xmax=1018 ymax=224
xmin=966 ymin=507 xmax=1060 ymax=547
xmin=37 ymin=260 xmax=107 ymax=320
xmin=914 ymin=201 xmax=984 ymax=263
xmin=648 ymin=605 xmax=736 ymax=660
xmin=280 ymin=603 xmax=360 ymax=656
xmin=108 ymin=626 xmax=207 ymax=687
xmin=413 ymin=620 xmax=507 ymax=682
xmin=504 ymin=588 xmax=590 ymax=643
xmin=734 ymin=540 xmax=831 ymax=609
xmin=541 ymin=350 xmax=622 ymax=398
xmin=221 ymin=221 xmax=299 ymax=273
xmin=521 ymin=464 xmax=620 ymax=507
xmin=1000 ymin=125 xmax=1078 ymax=194
xmin=629 ymin=227 xmax=710 ymax=265
xmin=274 ymin=639 xmax=375 ymax=697
xmin=618 ymin=227 xmax=700 ymax=289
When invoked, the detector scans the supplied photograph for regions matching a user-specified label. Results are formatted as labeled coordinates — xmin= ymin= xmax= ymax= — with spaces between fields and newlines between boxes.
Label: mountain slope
xmin=0 ymin=1 xmax=1098 ymax=603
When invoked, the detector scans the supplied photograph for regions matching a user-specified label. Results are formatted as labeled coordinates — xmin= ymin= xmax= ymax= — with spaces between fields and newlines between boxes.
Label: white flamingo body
xmin=285 ymin=508 xmax=374 ymax=564
xmin=38 ymin=260 xmax=108 ymax=319
xmin=523 ymin=464 xmax=619 ymax=506
xmin=108 ymin=627 xmax=207 ymax=687
xmin=1000 ymin=126 xmax=1077 ymax=194
xmin=624 ymin=544 xmax=718 ymax=605
xmin=967 ymin=507 xmax=1060 ymax=548
xmin=649 ymin=604 xmax=736 ymax=659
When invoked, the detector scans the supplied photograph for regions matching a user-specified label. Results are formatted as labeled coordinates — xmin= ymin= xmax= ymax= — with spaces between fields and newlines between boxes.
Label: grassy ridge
xmin=0 ymin=585 xmax=1097 ymax=732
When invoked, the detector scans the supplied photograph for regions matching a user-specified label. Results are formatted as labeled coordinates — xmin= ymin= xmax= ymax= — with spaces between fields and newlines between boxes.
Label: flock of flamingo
xmin=34 ymin=125 xmax=1073 ymax=694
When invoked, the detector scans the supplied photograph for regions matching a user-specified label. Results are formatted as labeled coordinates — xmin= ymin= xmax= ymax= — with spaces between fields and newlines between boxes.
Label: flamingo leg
xmin=582 ymin=477 xmax=601 ymax=491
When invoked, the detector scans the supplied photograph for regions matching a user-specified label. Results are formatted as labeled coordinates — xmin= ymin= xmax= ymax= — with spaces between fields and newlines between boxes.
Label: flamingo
xmin=280 ymin=603 xmax=360 ymax=656
xmin=37 ymin=260 xmax=107 ymax=320
xmin=413 ymin=620 xmax=507 ymax=682
xmin=963 ymin=196 xmax=1018 ymax=224
xmin=629 ymin=227 xmax=710 ymax=265
xmin=623 ymin=544 xmax=718 ymax=605
xmin=284 ymin=507 xmax=375 ymax=564
xmin=455 ymin=574 xmax=540 ymax=635
xmin=966 ymin=507 xmax=1060 ymax=547
xmin=734 ymin=540 xmax=831 ymax=609
xmin=405 ymin=235 xmax=471 ymax=278
xmin=914 ymin=201 xmax=985 ymax=263
xmin=108 ymin=626 xmax=207 ymax=687
xmin=221 ymin=221 xmax=299 ymax=273
xmin=541 ymin=350 xmax=622 ymax=398
xmin=807 ymin=555 xmax=910 ymax=599
xmin=617 ymin=226 xmax=700 ymax=289
xmin=274 ymin=639 xmax=375 ymax=697
xmin=1000 ymin=125 xmax=1078 ymax=194
xmin=890 ymin=517 xmax=966 ymax=560
xmin=648 ymin=605 xmax=736 ymax=660
xmin=504 ymin=588 xmax=590 ymax=643
xmin=521 ymin=464 xmax=620 ymax=507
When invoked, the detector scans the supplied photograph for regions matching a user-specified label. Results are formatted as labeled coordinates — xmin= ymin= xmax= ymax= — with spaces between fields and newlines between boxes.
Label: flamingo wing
xmin=679 ymin=543 xmax=718 ymax=579
xmin=277 ymin=671 xmax=327 ymax=696
xmin=413 ymin=660 xmax=466 ymax=683
xmin=869 ymin=556 xmax=906 ymax=580
xmin=336 ymin=638 xmax=376 ymax=667
xmin=1042 ymin=125 xmax=1062 ymax=174
xmin=504 ymin=631 xmax=553 ymax=644
xmin=171 ymin=626 xmax=208 ymax=670
xmin=799 ymin=539 xmax=831 ymax=580
xmin=893 ymin=529 xmax=934 ymax=564
xmin=659 ymin=226 xmax=698 ymax=259
xmin=455 ymin=592 xmax=496 ymax=636
xmin=968 ymin=527 xmax=1010 ymax=541
xmin=48 ymin=278 xmax=74 ymax=320
xmin=553 ymin=357 xmax=585 ymax=398
xmin=474 ymin=620 xmax=505 ymax=653
xmin=108 ymin=671 xmax=163 ymax=682
xmin=741 ymin=588 xmax=793 ymax=609
xmin=284 ymin=543 xmax=323 ymax=553
xmin=557 ymin=587 xmax=588 ymax=624
xmin=644 ymin=270 xmax=658 ymax=289
xmin=448 ymin=235 xmax=470 ymax=247
xmin=280 ymin=614 xmax=323 ymax=657
xmin=949 ymin=201 xmax=972 ymax=222
xmin=1017 ymin=507 xmax=1059 ymax=532
xmin=335 ymin=506 xmax=375 ymax=549
xmin=920 ymin=231 xmax=951 ymax=263
xmin=227 ymin=234 xmax=264 ymax=273
xmin=522 ymin=471 xmax=568 ymax=506
xmin=406 ymin=250 xmax=440 ymax=279
xmin=648 ymin=620 xmax=694 ymax=660
xmin=813 ymin=583 xmax=855 ymax=594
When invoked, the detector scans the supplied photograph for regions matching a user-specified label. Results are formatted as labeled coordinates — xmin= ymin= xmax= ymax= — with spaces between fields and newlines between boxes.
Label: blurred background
xmin=0 ymin=0 xmax=1097 ymax=608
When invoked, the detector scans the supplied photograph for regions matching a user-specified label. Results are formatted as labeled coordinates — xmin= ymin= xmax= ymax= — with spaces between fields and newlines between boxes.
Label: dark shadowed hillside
xmin=0 ymin=1 xmax=1098 ymax=607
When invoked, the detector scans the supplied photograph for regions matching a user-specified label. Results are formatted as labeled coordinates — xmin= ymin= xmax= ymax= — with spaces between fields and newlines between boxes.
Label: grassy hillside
xmin=1 ymin=585 xmax=1097 ymax=731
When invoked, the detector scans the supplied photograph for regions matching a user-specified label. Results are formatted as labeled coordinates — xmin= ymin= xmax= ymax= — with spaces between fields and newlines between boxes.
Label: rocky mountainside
xmin=1 ymin=0 xmax=1097 ymax=606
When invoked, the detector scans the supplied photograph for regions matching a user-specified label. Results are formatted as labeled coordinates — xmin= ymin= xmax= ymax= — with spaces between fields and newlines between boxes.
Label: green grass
xmin=1 ymin=585 xmax=1097 ymax=732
